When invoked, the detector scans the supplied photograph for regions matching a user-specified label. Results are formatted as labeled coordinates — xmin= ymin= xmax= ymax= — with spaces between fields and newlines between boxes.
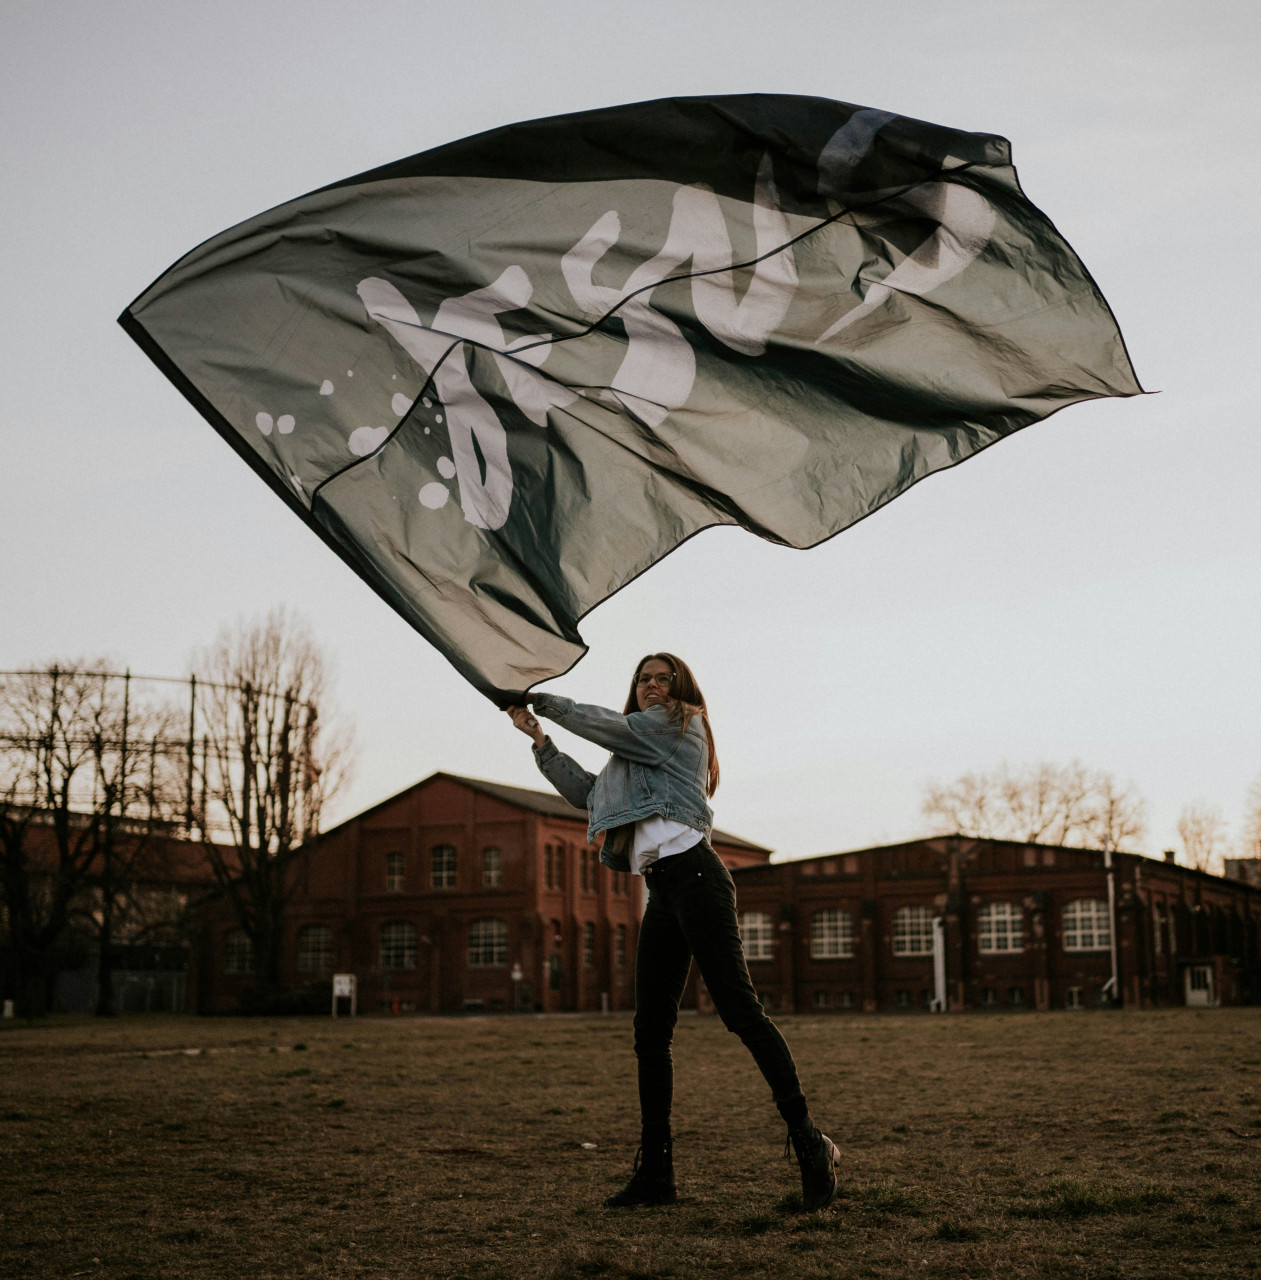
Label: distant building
xmin=0 ymin=810 xmax=219 ymax=1014
xmin=191 ymin=772 xmax=770 ymax=1014
xmin=1224 ymin=858 xmax=1261 ymax=890
xmin=724 ymin=836 xmax=1261 ymax=1013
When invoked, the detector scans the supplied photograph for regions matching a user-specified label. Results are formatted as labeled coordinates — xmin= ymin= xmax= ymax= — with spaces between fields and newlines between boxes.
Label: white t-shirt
xmin=631 ymin=814 xmax=704 ymax=876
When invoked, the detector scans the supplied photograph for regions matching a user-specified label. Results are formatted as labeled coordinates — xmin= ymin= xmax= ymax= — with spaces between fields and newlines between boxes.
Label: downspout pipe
xmin=931 ymin=916 xmax=947 ymax=1013
xmin=1103 ymin=848 xmax=1119 ymax=1006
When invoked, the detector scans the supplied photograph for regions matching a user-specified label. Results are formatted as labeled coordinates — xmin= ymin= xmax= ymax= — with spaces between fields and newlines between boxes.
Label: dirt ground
xmin=2 ymin=1006 xmax=1259 ymax=1279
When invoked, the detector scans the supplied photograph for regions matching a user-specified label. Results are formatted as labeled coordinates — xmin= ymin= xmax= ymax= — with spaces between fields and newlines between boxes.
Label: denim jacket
xmin=530 ymin=692 xmax=713 ymax=872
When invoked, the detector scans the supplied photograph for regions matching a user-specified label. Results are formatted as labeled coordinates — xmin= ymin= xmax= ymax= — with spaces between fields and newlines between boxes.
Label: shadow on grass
xmin=934 ymin=1217 xmax=983 ymax=1241
xmin=1010 ymin=1178 xmax=1180 ymax=1220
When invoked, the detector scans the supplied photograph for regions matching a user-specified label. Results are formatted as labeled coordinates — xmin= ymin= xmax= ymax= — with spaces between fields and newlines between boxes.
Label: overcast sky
xmin=3 ymin=0 xmax=1259 ymax=861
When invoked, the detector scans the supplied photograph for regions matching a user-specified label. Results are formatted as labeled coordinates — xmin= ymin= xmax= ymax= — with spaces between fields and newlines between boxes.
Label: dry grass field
xmin=2 ymin=1007 xmax=1259 ymax=1280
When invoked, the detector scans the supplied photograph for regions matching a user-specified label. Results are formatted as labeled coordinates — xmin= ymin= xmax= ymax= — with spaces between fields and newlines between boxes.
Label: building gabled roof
xmin=315 ymin=770 xmax=772 ymax=854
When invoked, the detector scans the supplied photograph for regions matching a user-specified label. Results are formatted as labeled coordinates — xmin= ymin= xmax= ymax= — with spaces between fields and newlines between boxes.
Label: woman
xmin=508 ymin=653 xmax=839 ymax=1210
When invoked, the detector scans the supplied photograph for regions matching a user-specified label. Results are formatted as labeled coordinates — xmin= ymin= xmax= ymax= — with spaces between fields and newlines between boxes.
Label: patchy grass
xmin=1 ymin=1008 xmax=1260 ymax=1278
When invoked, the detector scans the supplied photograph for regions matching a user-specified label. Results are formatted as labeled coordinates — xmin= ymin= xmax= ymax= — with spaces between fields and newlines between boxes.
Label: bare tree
xmin=1089 ymin=771 xmax=1149 ymax=854
xmin=998 ymin=760 xmax=1095 ymax=846
xmin=1239 ymin=774 xmax=1261 ymax=860
xmin=191 ymin=610 xmax=352 ymax=992
xmin=922 ymin=760 xmax=1147 ymax=851
xmin=0 ymin=665 xmax=100 ymax=1016
xmin=0 ymin=664 xmax=180 ymax=1016
xmin=1177 ymin=800 xmax=1227 ymax=874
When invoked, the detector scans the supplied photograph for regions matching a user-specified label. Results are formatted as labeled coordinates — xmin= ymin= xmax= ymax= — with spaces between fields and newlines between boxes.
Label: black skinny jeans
xmin=633 ymin=841 xmax=805 ymax=1131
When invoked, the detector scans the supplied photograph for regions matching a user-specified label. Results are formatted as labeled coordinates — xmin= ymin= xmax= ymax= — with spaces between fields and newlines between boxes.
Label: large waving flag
xmin=121 ymin=95 xmax=1141 ymax=703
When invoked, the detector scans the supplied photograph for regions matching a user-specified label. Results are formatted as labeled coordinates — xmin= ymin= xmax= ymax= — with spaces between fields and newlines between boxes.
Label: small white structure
xmin=332 ymin=973 xmax=357 ymax=1017
xmin=1184 ymin=964 xmax=1216 ymax=1008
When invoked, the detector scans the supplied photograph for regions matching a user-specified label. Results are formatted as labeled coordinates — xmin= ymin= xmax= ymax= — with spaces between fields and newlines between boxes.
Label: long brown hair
xmin=622 ymin=652 xmax=720 ymax=797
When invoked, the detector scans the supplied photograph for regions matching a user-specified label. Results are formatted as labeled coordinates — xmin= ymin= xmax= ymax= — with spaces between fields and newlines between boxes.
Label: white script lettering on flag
xmin=359 ymin=153 xmax=800 ymax=531
xmin=561 ymin=154 xmax=797 ymax=428
xmin=358 ymin=118 xmax=992 ymax=534
xmin=358 ymin=269 xmax=576 ymax=530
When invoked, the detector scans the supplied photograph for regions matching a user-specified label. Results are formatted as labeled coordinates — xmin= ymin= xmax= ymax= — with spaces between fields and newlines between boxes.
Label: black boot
xmin=787 ymin=1121 xmax=840 ymax=1211
xmin=604 ymin=1139 xmax=676 ymax=1207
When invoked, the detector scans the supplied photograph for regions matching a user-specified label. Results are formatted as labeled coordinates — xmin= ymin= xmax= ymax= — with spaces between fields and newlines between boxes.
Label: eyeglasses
xmin=636 ymin=672 xmax=675 ymax=687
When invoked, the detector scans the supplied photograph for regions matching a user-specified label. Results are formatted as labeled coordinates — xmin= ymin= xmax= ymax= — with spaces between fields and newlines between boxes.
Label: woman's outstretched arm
xmin=508 ymin=704 xmax=597 ymax=811
xmin=528 ymin=692 xmax=683 ymax=766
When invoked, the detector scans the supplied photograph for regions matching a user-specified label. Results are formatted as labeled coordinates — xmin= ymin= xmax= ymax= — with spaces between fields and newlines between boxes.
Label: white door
xmin=1184 ymin=965 xmax=1214 ymax=1007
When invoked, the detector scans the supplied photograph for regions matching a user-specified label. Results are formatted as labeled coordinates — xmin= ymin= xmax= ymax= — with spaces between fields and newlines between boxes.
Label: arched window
xmin=468 ymin=918 xmax=507 ymax=967
xmin=615 ymin=923 xmax=627 ymax=967
xmin=431 ymin=845 xmax=457 ymax=889
xmin=977 ymin=902 xmax=1023 ymax=953
xmin=381 ymin=921 xmax=418 ymax=969
xmin=297 ymin=924 xmax=334 ymax=972
xmin=892 ymin=906 xmax=935 ymax=956
xmin=810 ymin=908 xmax=854 ymax=959
xmin=543 ymin=845 xmax=555 ymax=890
xmin=224 ymin=929 xmax=253 ymax=974
xmin=1063 ymin=899 xmax=1111 ymax=952
xmin=482 ymin=847 xmax=502 ymax=888
xmin=739 ymin=911 xmax=775 ymax=961
xmin=385 ymin=851 xmax=405 ymax=893
xmin=583 ymin=921 xmax=595 ymax=968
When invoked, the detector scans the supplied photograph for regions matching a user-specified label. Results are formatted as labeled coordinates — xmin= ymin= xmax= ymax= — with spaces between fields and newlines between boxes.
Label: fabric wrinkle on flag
xmin=119 ymin=94 xmax=1142 ymax=704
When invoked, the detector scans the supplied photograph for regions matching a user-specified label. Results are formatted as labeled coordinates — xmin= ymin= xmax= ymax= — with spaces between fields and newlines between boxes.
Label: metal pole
xmin=185 ymin=675 xmax=197 ymax=834
xmin=147 ymin=737 xmax=157 ymax=824
xmin=119 ymin=670 xmax=131 ymax=816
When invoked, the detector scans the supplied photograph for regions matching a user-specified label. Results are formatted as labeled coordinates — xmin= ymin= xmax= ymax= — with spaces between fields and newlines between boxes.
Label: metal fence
xmin=0 ymin=667 xmax=318 ymax=845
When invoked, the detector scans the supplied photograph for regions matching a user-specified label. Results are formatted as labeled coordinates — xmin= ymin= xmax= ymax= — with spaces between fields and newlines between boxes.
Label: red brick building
xmin=726 ymin=836 xmax=1261 ymax=1014
xmin=194 ymin=772 xmax=770 ymax=1014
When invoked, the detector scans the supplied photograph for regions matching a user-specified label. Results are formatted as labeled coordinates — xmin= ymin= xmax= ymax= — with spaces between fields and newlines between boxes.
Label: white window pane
xmin=893 ymin=906 xmax=934 ymax=956
xmin=740 ymin=912 xmax=775 ymax=961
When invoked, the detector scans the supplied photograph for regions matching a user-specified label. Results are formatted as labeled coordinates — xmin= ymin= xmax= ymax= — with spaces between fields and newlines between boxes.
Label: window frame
xmin=431 ymin=844 xmax=457 ymax=890
xmin=468 ymin=918 xmax=508 ymax=968
xmin=739 ymin=911 xmax=775 ymax=962
xmin=809 ymin=907 xmax=854 ymax=960
xmin=385 ymin=851 xmax=405 ymax=894
xmin=481 ymin=847 xmax=502 ymax=889
xmin=892 ymin=905 xmax=935 ymax=957
xmin=380 ymin=920 xmax=418 ymax=970
xmin=224 ymin=928 xmax=253 ymax=975
xmin=297 ymin=923 xmax=334 ymax=973
xmin=1062 ymin=899 xmax=1111 ymax=952
xmin=977 ymin=901 xmax=1024 ymax=954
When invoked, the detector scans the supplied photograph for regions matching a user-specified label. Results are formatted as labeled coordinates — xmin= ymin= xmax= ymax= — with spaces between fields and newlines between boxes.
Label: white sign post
xmin=332 ymin=973 xmax=357 ymax=1018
